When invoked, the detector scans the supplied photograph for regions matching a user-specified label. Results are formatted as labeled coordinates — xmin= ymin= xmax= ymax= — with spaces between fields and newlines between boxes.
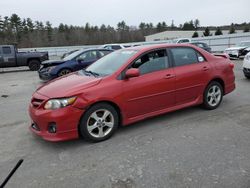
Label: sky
xmin=0 ymin=0 xmax=249 ymax=27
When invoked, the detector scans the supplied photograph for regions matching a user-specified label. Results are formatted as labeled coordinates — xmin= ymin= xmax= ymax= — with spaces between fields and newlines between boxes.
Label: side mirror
xmin=125 ymin=68 xmax=140 ymax=79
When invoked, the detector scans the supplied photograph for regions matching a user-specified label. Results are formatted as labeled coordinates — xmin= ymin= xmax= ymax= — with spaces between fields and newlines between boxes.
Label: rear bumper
xmin=29 ymin=103 xmax=84 ymax=142
xmin=224 ymin=82 xmax=235 ymax=95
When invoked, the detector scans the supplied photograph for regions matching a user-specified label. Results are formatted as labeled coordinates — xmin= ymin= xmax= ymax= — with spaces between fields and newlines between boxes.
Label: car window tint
xmin=131 ymin=50 xmax=168 ymax=75
xmin=112 ymin=45 xmax=122 ymax=50
xmin=171 ymin=47 xmax=198 ymax=66
xmin=2 ymin=47 xmax=11 ymax=54
xmin=99 ymin=50 xmax=111 ymax=57
xmin=78 ymin=51 xmax=97 ymax=61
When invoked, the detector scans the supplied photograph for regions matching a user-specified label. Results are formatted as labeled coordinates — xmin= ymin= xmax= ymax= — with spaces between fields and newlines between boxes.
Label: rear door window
xmin=2 ymin=47 xmax=11 ymax=54
xmin=170 ymin=47 xmax=199 ymax=67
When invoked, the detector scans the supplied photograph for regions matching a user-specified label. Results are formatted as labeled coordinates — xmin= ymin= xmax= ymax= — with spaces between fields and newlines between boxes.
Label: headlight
xmin=44 ymin=97 xmax=77 ymax=110
xmin=47 ymin=66 xmax=56 ymax=72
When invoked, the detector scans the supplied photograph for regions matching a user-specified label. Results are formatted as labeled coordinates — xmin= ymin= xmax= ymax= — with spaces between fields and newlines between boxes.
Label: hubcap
xmin=207 ymin=85 xmax=222 ymax=107
xmin=87 ymin=109 xmax=114 ymax=138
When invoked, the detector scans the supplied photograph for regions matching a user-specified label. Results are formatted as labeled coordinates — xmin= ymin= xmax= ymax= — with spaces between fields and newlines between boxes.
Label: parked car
xmin=0 ymin=45 xmax=48 ymax=71
xmin=242 ymin=47 xmax=250 ymax=57
xmin=190 ymin=42 xmax=212 ymax=52
xmin=38 ymin=48 xmax=113 ymax=80
xmin=243 ymin=52 xmax=250 ymax=79
xmin=61 ymin=49 xmax=79 ymax=59
xmin=29 ymin=44 xmax=235 ymax=142
xmin=224 ymin=41 xmax=250 ymax=59
xmin=100 ymin=44 xmax=125 ymax=50
xmin=172 ymin=38 xmax=192 ymax=44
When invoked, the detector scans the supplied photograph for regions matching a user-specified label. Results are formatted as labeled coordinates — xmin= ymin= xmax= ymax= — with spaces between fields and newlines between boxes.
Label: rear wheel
xmin=79 ymin=103 xmax=119 ymax=142
xmin=58 ymin=68 xmax=71 ymax=77
xmin=28 ymin=60 xmax=40 ymax=71
xmin=203 ymin=81 xmax=223 ymax=110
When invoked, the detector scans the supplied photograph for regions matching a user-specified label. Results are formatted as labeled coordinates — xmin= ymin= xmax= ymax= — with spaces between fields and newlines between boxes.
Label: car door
xmin=122 ymin=49 xmax=176 ymax=119
xmin=0 ymin=47 xmax=3 ymax=66
xmin=170 ymin=47 xmax=211 ymax=105
xmin=1 ymin=46 xmax=16 ymax=67
xmin=76 ymin=50 xmax=98 ymax=69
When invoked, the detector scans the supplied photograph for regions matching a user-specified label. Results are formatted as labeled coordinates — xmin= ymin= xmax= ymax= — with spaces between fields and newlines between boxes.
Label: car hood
xmin=225 ymin=46 xmax=246 ymax=51
xmin=36 ymin=71 xmax=102 ymax=98
xmin=41 ymin=59 xmax=65 ymax=66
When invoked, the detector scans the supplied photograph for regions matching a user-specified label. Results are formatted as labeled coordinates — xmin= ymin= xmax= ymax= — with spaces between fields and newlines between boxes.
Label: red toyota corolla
xmin=29 ymin=44 xmax=235 ymax=142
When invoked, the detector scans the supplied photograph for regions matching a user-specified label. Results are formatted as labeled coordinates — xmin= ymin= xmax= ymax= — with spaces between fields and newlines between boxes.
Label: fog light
xmin=48 ymin=123 xmax=57 ymax=133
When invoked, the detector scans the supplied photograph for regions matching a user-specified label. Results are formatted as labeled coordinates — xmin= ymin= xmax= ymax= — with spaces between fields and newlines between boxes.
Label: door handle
xmin=202 ymin=66 xmax=209 ymax=71
xmin=164 ymin=74 xmax=175 ymax=79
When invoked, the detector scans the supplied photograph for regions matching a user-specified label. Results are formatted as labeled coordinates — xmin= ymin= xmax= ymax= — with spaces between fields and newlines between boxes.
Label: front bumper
xmin=29 ymin=93 xmax=84 ymax=142
xmin=38 ymin=68 xmax=57 ymax=81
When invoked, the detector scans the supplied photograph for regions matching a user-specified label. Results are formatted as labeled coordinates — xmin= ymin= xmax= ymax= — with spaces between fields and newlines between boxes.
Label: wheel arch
xmin=77 ymin=100 xmax=123 ymax=137
xmin=206 ymin=77 xmax=225 ymax=95
xmin=27 ymin=58 xmax=40 ymax=65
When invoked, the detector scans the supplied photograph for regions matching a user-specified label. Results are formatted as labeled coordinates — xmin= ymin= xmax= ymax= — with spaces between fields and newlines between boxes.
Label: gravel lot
xmin=0 ymin=60 xmax=250 ymax=188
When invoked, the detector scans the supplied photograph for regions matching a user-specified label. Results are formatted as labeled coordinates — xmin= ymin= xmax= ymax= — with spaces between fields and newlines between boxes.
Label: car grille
xmin=244 ymin=68 xmax=250 ymax=72
xmin=31 ymin=97 xmax=44 ymax=108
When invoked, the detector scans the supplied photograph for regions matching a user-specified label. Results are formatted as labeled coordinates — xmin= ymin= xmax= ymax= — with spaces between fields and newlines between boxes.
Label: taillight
xmin=229 ymin=62 xmax=234 ymax=69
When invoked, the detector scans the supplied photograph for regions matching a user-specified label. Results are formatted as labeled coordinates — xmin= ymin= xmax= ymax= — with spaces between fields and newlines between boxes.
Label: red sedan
xmin=29 ymin=44 xmax=235 ymax=142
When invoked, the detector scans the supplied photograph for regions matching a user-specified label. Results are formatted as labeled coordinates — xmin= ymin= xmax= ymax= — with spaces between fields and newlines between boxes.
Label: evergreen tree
xmin=45 ymin=21 xmax=53 ymax=42
xmin=229 ymin=23 xmax=236 ymax=34
xmin=243 ymin=26 xmax=249 ymax=32
xmin=26 ymin=18 xmax=34 ymax=32
xmin=215 ymin=27 xmax=223 ymax=35
xmin=203 ymin=27 xmax=211 ymax=36
xmin=192 ymin=31 xmax=199 ymax=38
xmin=10 ymin=14 xmax=22 ymax=42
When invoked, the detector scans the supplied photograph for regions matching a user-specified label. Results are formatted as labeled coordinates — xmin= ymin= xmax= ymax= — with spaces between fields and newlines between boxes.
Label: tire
xmin=28 ymin=60 xmax=40 ymax=71
xmin=202 ymin=81 xmax=223 ymax=110
xmin=79 ymin=103 xmax=119 ymax=142
xmin=57 ymin=68 xmax=71 ymax=77
xmin=244 ymin=75 xmax=250 ymax=79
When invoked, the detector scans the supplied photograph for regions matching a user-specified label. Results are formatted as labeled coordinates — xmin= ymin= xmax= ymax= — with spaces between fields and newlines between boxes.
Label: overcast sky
xmin=0 ymin=0 xmax=249 ymax=27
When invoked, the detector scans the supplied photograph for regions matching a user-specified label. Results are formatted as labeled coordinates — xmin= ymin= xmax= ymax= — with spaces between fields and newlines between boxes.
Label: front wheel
xmin=79 ymin=103 xmax=119 ymax=142
xmin=58 ymin=68 xmax=71 ymax=77
xmin=203 ymin=81 xmax=223 ymax=110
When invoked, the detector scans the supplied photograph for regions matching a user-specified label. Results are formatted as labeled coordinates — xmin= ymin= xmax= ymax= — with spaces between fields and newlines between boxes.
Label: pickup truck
xmin=0 ymin=45 xmax=49 ymax=71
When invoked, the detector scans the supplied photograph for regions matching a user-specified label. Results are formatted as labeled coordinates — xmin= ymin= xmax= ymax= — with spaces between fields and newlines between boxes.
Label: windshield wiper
xmin=83 ymin=70 xmax=100 ymax=77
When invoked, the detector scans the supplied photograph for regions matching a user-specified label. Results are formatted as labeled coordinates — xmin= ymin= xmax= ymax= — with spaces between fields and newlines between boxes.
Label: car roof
xmin=124 ymin=43 xmax=201 ymax=53
xmin=78 ymin=48 xmax=113 ymax=53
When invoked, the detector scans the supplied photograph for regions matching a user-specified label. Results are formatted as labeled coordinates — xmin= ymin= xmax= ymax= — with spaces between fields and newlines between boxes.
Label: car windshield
xmin=238 ymin=42 xmax=250 ymax=47
xmin=85 ymin=50 xmax=137 ymax=76
xmin=63 ymin=50 xmax=83 ymax=61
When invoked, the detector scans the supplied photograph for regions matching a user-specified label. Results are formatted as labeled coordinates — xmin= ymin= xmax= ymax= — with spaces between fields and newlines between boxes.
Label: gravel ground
xmin=0 ymin=60 xmax=249 ymax=188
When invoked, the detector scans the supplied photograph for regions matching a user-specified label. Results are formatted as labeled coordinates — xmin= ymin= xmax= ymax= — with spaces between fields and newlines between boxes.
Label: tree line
xmin=0 ymin=14 xmax=249 ymax=48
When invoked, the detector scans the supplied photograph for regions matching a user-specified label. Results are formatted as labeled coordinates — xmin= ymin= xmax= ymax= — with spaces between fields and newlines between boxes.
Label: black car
xmin=190 ymin=42 xmax=211 ymax=53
